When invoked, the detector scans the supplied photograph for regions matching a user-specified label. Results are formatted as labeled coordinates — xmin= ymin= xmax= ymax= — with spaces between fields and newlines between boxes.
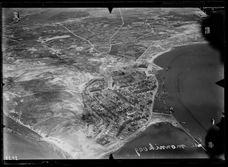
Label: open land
xmin=3 ymin=8 xmax=221 ymax=159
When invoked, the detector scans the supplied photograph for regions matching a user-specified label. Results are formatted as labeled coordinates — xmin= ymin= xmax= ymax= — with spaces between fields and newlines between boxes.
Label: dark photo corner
xmin=200 ymin=7 xmax=225 ymax=159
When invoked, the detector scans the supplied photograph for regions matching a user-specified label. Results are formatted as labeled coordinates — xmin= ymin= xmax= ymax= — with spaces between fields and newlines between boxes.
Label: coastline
xmin=4 ymin=41 xmax=212 ymax=159
xmin=4 ymin=115 xmax=72 ymax=159
xmin=151 ymin=41 xmax=208 ymax=65
xmin=113 ymin=41 xmax=213 ymax=158
xmin=152 ymin=42 xmax=223 ymax=145
xmin=64 ymin=41 xmax=211 ymax=158
xmin=146 ymin=41 xmax=210 ymax=130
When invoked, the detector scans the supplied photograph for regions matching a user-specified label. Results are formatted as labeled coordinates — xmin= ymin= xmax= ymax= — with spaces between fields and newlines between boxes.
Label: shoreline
xmin=41 ymin=136 xmax=76 ymax=159
xmin=150 ymin=41 xmax=210 ymax=142
xmin=4 ymin=114 xmax=73 ymax=159
xmin=4 ymin=41 xmax=210 ymax=159
xmin=151 ymin=42 xmax=222 ymax=148
xmin=74 ymin=41 xmax=211 ymax=158
xmin=151 ymin=41 xmax=208 ymax=65
xmin=113 ymin=41 xmax=210 ymax=157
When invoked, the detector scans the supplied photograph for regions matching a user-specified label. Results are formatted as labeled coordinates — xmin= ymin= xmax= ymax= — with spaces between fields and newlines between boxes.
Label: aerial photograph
xmin=2 ymin=8 xmax=224 ymax=159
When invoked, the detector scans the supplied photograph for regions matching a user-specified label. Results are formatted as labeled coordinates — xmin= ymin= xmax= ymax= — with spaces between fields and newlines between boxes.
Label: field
xmin=3 ymin=8 xmax=217 ymax=159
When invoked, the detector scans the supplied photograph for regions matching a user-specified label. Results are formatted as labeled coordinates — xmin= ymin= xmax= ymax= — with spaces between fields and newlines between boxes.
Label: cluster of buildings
xmin=82 ymin=70 xmax=157 ymax=145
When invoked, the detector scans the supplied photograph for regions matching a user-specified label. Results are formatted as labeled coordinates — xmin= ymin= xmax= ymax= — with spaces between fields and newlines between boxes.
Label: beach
xmin=3 ymin=129 xmax=66 ymax=159
xmin=3 ymin=116 xmax=70 ymax=159
xmin=3 ymin=43 xmax=223 ymax=159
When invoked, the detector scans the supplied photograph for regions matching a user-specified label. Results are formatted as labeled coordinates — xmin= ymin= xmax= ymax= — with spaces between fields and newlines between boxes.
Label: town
xmin=82 ymin=69 xmax=157 ymax=146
